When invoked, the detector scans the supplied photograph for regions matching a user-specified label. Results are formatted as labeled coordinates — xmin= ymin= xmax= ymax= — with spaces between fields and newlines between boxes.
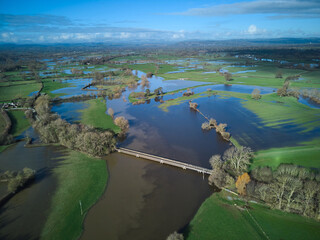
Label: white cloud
xmin=248 ymin=25 xmax=257 ymax=34
xmin=120 ymin=32 xmax=131 ymax=39
xmin=170 ymin=0 xmax=320 ymax=18
xmin=104 ymin=32 xmax=112 ymax=38
xmin=172 ymin=30 xmax=185 ymax=39
xmin=245 ymin=25 xmax=266 ymax=35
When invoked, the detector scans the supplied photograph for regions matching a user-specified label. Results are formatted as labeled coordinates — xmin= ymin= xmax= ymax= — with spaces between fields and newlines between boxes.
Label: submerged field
xmin=0 ymin=51 xmax=320 ymax=240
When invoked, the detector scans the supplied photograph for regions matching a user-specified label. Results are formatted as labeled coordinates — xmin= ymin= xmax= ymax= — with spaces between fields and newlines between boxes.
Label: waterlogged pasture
xmin=1 ymin=54 xmax=319 ymax=240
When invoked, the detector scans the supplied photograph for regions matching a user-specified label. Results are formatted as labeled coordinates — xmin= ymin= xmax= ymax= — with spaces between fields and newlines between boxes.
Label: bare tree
xmin=167 ymin=232 xmax=184 ymax=240
xmin=114 ymin=116 xmax=129 ymax=132
xmin=251 ymin=89 xmax=261 ymax=100
xmin=285 ymin=178 xmax=302 ymax=211
xmin=275 ymin=70 xmax=283 ymax=78
xmin=107 ymin=107 xmax=114 ymax=119
xmin=224 ymin=72 xmax=232 ymax=81
xmin=303 ymin=181 xmax=319 ymax=216
xmin=223 ymin=146 xmax=253 ymax=175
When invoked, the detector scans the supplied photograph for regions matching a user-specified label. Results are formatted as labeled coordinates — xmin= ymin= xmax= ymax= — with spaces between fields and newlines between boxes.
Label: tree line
xmin=26 ymin=96 xmax=116 ymax=157
xmin=208 ymin=146 xmax=320 ymax=220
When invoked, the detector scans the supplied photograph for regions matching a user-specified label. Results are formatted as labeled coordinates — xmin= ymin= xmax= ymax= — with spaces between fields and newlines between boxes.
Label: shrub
xmin=251 ymin=89 xmax=261 ymax=100
xmin=201 ymin=122 xmax=211 ymax=130
xmin=114 ymin=116 xmax=129 ymax=132
xmin=189 ymin=102 xmax=198 ymax=110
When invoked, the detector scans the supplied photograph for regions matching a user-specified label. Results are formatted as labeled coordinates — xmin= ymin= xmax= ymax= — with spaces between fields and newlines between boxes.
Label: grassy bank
xmin=127 ymin=63 xmax=179 ymax=74
xmin=80 ymin=98 xmax=120 ymax=133
xmin=42 ymin=79 xmax=70 ymax=97
xmin=41 ymin=150 xmax=108 ymax=240
xmin=252 ymin=138 xmax=320 ymax=169
xmin=7 ymin=110 xmax=30 ymax=136
xmin=186 ymin=191 xmax=320 ymax=240
xmin=0 ymin=112 xmax=7 ymax=134
xmin=0 ymin=82 xmax=42 ymax=101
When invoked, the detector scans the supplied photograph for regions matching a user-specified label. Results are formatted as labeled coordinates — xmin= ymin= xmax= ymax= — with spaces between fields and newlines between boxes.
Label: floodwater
xmin=1 ymin=58 xmax=319 ymax=240
xmin=81 ymin=153 xmax=213 ymax=240
xmin=0 ymin=138 xmax=65 ymax=239
xmin=298 ymin=97 xmax=320 ymax=109
xmin=51 ymin=78 xmax=98 ymax=98
xmin=52 ymin=102 xmax=88 ymax=122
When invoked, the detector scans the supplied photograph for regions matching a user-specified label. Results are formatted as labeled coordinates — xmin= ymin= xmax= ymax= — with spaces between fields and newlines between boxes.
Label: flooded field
xmin=1 ymin=54 xmax=320 ymax=240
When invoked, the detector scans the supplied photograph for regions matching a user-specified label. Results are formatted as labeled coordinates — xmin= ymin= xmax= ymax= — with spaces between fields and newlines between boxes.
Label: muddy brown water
xmin=81 ymin=153 xmax=213 ymax=240
xmin=0 ymin=140 xmax=65 ymax=240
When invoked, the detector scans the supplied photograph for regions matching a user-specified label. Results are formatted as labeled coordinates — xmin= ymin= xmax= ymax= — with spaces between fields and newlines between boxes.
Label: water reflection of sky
xmin=51 ymin=78 xmax=98 ymax=98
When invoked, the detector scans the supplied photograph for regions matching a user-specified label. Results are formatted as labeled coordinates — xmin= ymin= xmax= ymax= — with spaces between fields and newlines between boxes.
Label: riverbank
xmin=185 ymin=191 xmax=320 ymax=240
xmin=41 ymin=150 xmax=108 ymax=240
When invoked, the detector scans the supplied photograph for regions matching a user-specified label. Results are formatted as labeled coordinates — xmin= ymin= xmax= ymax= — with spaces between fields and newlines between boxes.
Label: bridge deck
xmin=116 ymin=147 xmax=211 ymax=175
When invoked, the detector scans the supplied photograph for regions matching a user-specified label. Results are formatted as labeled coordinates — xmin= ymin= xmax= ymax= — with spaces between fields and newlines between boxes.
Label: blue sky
xmin=1 ymin=0 xmax=320 ymax=43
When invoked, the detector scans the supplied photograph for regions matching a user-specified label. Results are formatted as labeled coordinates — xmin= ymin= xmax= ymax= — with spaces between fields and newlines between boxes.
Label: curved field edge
xmin=79 ymin=97 xmax=120 ymax=134
xmin=159 ymin=90 xmax=320 ymax=132
xmin=40 ymin=150 xmax=108 ymax=240
xmin=185 ymin=191 xmax=320 ymax=240
xmin=251 ymin=138 xmax=320 ymax=169
xmin=7 ymin=110 xmax=30 ymax=136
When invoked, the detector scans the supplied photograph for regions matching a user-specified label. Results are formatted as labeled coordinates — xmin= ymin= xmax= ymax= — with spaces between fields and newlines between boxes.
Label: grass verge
xmin=80 ymin=98 xmax=120 ymax=134
xmin=186 ymin=191 xmax=320 ymax=240
xmin=41 ymin=150 xmax=108 ymax=240
xmin=7 ymin=110 xmax=30 ymax=136
xmin=0 ymin=83 xmax=42 ymax=101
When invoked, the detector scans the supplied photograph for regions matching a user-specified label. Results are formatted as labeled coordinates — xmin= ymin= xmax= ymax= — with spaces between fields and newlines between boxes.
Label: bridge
xmin=116 ymin=147 xmax=212 ymax=175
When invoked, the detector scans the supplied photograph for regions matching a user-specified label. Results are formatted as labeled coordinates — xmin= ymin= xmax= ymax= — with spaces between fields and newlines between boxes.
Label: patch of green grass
xmin=127 ymin=63 xmax=179 ymax=74
xmin=41 ymin=150 xmax=108 ymax=240
xmin=0 ymin=83 xmax=42 ymax=101
xmin=186 ymin=191 xmax=320 ymax=240
xmin=158 ymin=93 xmax=207 ymax=112
xmin=0 ymin=144 xmax=10 ymax=153
xmin=158 ymin=64 xmax=320 ymax=89
xmin=7 ymin=110 xmax=30 ymax=136
xmin=42 ymin=79 xmax=70 ymax=97
xmin=157 ymin=87 xmax=320 ymax=133
xmin=80 ymin=98 xmax=120 ymax=133
xmin=186 ymin=192 xmax=263 ymax=240
xmin=216 ymin=91 xmax=320 ymax=132
xmin=239 ymin=93 xmax=320 ymax=132
xmin=0 ymin=112 xmax=7 ymax=134
xmin=0 ymin=80 xmax=38 ymax=87
xmin=252 ymin=138 xmax=320 ymax=169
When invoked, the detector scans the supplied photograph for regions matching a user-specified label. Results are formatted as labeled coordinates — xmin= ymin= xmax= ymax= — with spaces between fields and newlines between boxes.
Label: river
xmin=1 ymin=59 xmax=319 ymax=239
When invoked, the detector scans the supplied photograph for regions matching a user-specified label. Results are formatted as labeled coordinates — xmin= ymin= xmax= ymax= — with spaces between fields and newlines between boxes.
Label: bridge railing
xmin=116 ymin=147 xmax=212 ymax=175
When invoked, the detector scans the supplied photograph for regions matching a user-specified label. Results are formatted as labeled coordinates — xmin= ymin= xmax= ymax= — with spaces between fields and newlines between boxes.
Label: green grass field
xmin=157 ymin=61 xmax=320 ymax=89
xmin=80 ymin=98 xmax=120 ymax=133
xmin=240 ymin=93 xmax=320 ymax=132
xmin=252 ymin=138 xmax=320 ymax=169
xmin=126 ymin=63 xmax=179 ymax=74
xmin=0 ymin=83 xmax=42 ymax=102
xmin=186 ymin=191 xmax=320 ymax=240
xmin=7 ymin=110 xmax=30 ymax=136
xmin=41 ymin=150 xmax=108 ymax=240
xmin=159 ymin=89 xmax=320 ymax=132
xmin=42 ymin=79 xmax=70 ymax=97
xmin=0 ymin=112 xmax=7 ymax=134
